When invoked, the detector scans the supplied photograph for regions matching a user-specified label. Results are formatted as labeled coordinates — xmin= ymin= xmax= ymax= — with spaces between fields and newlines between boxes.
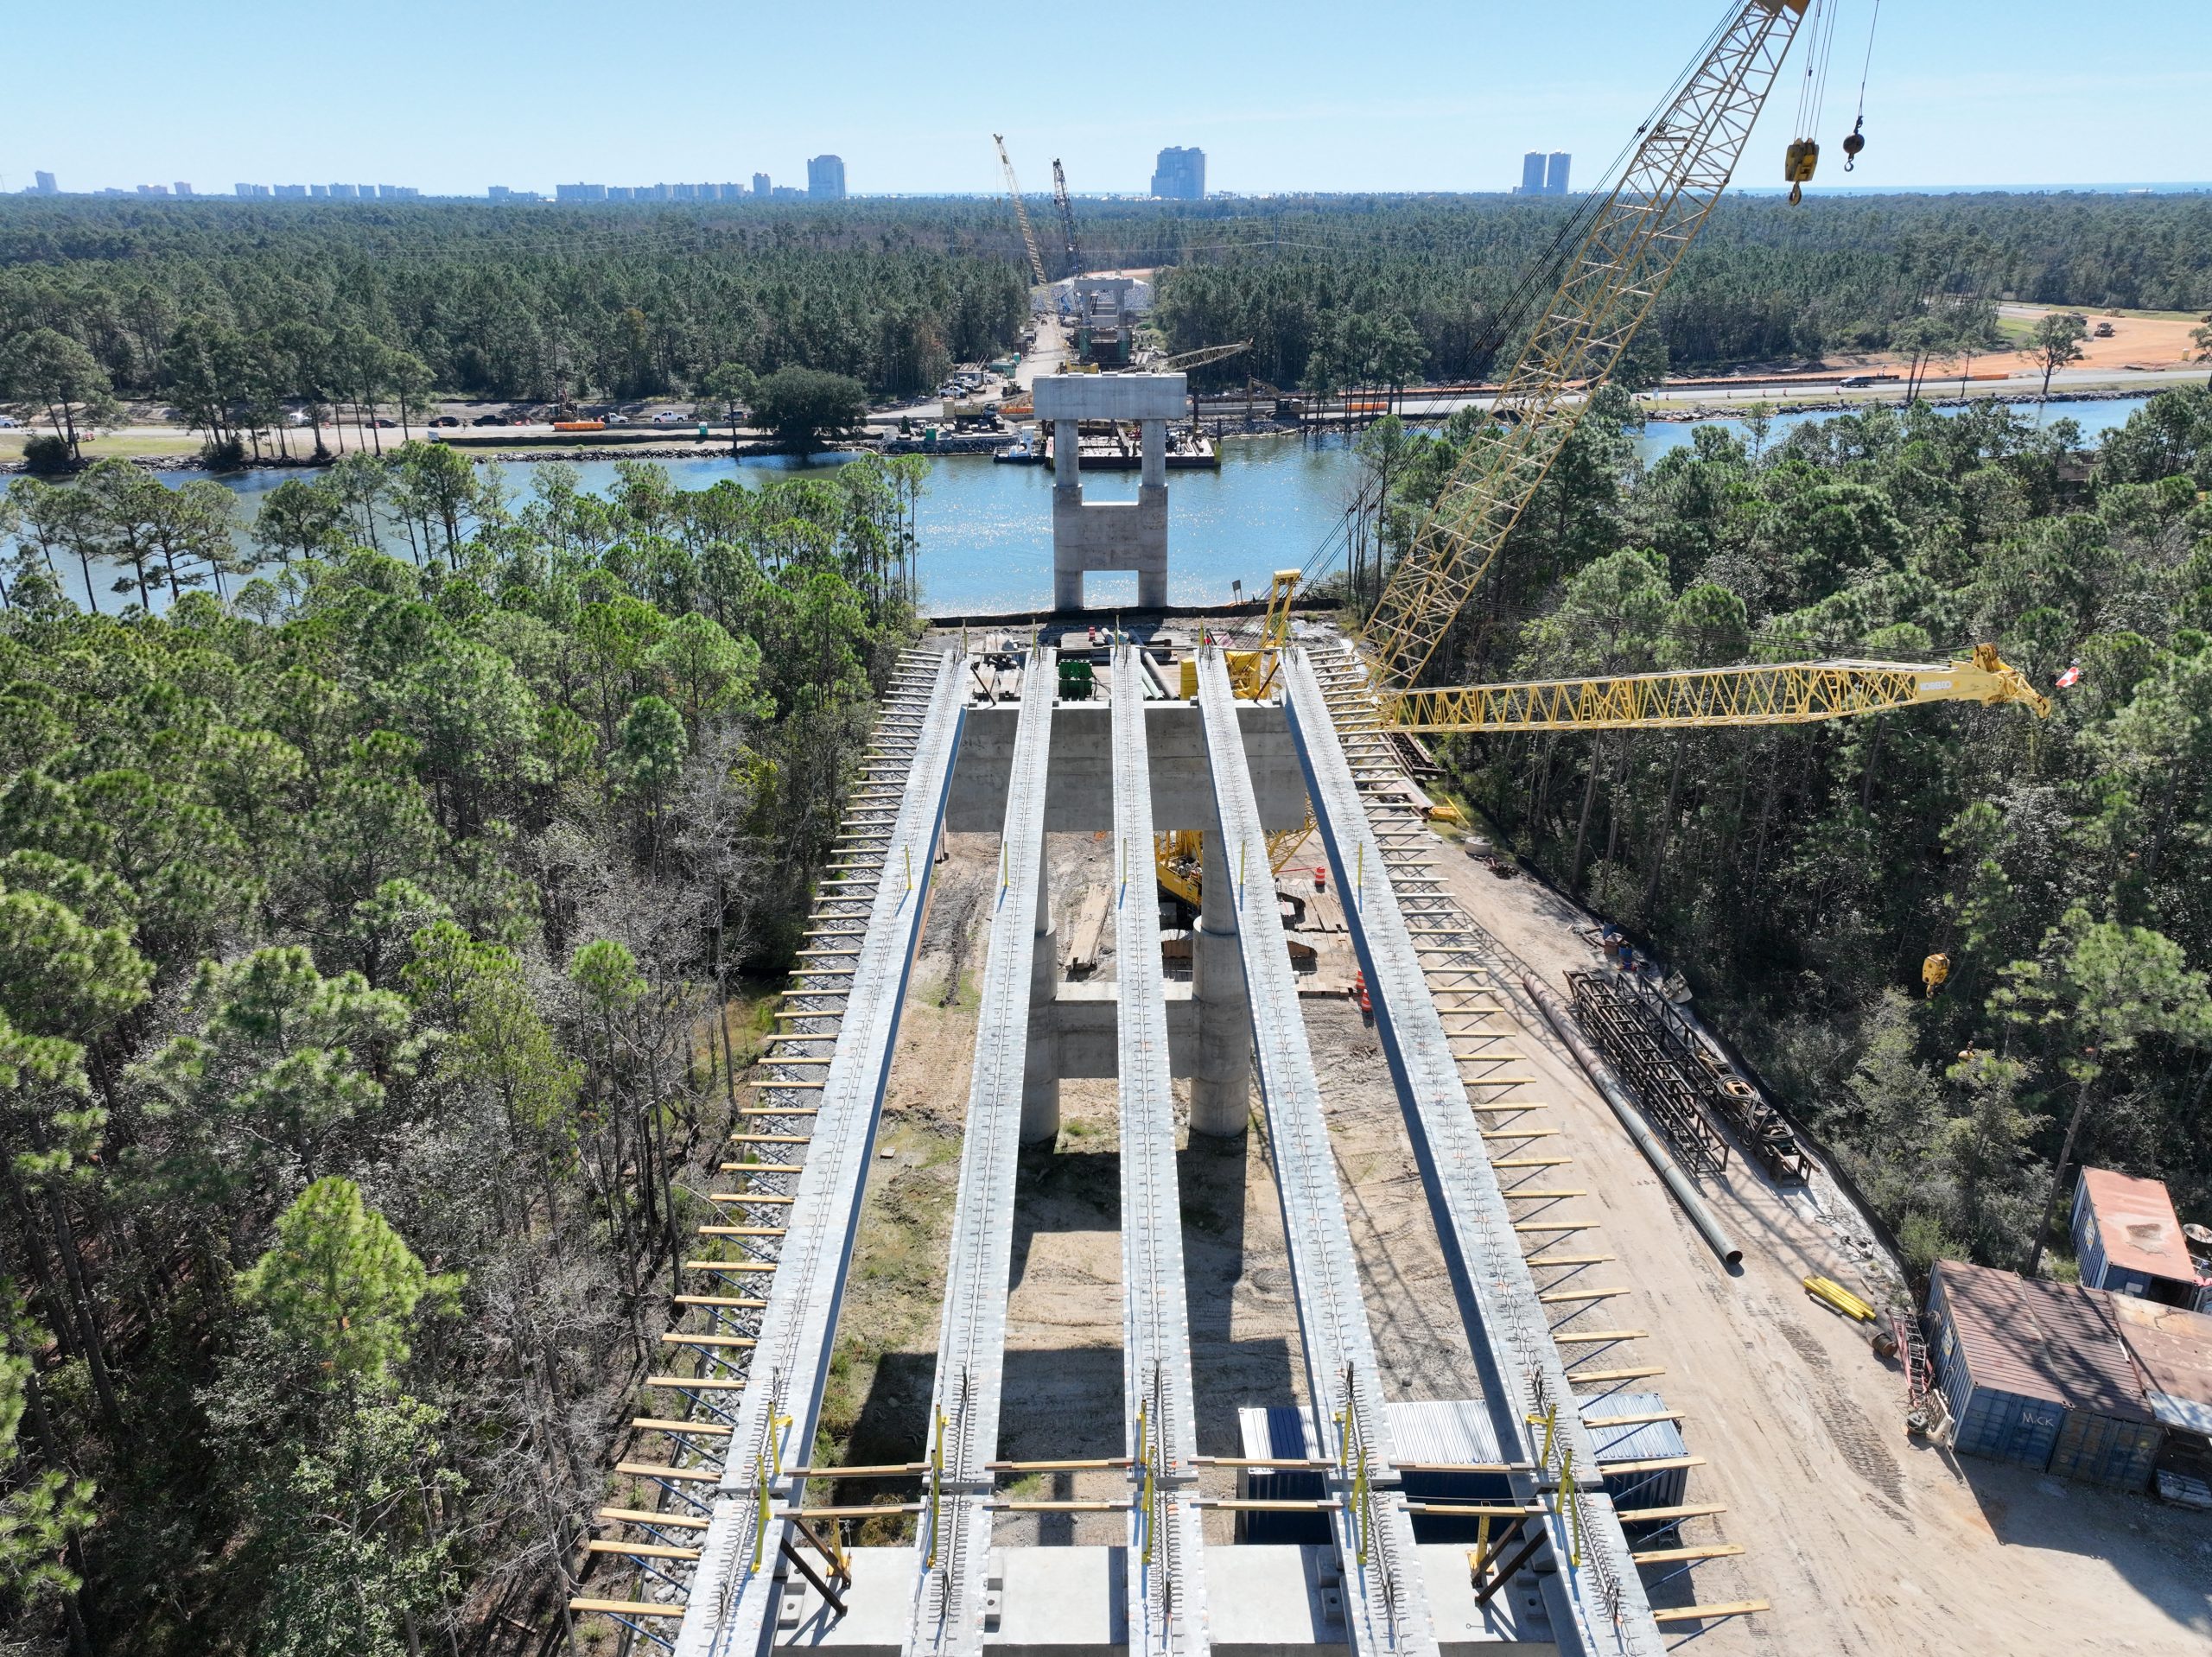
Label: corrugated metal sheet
xmin=1579 ymin=1392 xmax=1690 ymax=1513
xmin=2076 ymin=1167 xmax=2197 ymax=1290
xmin=2047 ymin=1406 xmax=2161 ymax=1490
xmin=2109 ymin=1295 xmax=2212 ymax=1437
xmin=1929 ymin=1260 xmax=2156 ymax=1421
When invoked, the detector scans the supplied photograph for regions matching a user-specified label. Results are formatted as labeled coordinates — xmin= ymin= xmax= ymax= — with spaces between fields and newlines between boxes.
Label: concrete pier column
xmin=1021 ymin=845 xmax=1062 ymax=1143
xmin=1140 ymin=417 xmax=1166 ymax=488
xmin=1190 ymin=827 xmax=1251 ymax=1136
xmin=1053 ymin=419 xmax=1080 ymax=487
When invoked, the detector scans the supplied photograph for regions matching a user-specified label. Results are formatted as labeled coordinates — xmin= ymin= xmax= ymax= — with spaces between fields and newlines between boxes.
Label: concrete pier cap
xmin=1039 ymin=372 xmax=1190 ymax=613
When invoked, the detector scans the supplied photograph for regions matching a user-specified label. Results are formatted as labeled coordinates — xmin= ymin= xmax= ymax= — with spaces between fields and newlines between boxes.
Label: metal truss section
xmin=1283 ymin=650 xmax=1662 ymax=1657
xmin=906 ymin=649 xmax=1057 ymax=1657
xmin=1194 ymin=650 xmax=1437 ymax=1657
xmin=1378 ymin=651 xmax=2048 ymax=734
xmin=672 ymin=651 xmax=967 ymax=1657
xmin=1111 ymin=644 xmax=1209 ymax=1657
xmin=1567 ymin=973 xmax=1731 ymax=1176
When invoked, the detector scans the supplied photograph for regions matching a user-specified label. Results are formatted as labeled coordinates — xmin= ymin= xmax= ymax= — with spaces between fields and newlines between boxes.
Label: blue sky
xmin=6 ymin=1 xmax=2209 ymax=198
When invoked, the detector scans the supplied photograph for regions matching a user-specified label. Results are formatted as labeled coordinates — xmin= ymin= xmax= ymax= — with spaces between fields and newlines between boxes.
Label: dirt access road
xmin=810 ymin=796 xmax=2212 ymax=1649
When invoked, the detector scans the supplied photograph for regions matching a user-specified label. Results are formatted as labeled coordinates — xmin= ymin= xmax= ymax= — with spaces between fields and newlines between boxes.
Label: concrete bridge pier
xmin=1038 ymin=372 xmax=1184 ymax=613
xmin=1191 ymin=827 xmax=1252 ymax=1136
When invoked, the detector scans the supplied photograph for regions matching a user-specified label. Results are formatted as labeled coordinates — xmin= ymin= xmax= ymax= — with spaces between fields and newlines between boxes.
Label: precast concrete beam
xmin=906 ymin=650 xmax=1057 ymax=1657
xmin=1193 ymin=649 xmax=1437 ymax=1657
xmin=1110 ymin=644 xmax=1209 ymax=1656
xmin=1282 ymin=649 xmax=1662 ymax=1657
xmin=673 ymin=654 xmax=967 ymax=1657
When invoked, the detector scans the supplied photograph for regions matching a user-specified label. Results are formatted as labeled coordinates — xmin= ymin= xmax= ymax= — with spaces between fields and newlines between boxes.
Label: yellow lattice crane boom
xmin=1379 ymin=644 xmax=2051 ymax=734
xmin=993 ymin=135 xmax=1051 ymax=295
xmin=1364 ymin=0 xmax=1812 ymax=696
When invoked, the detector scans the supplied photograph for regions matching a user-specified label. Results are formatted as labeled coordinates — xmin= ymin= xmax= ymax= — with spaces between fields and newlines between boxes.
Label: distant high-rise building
xmin=136 ymin=183 xmax=169 ymax=196
xmin=1149 ymin=146 xmax=1205 ymax=200
xmin=807 ymin=155 xmax=846 ymax=200
xmin=607 ymin=186 xmax=636 ymax=202
xmin=771 ymin=185 xmax=805 ymax=200
xmin=753 ymin=172 xmax=771 ymax=197
xmin=1519 ymin=151 xmax=1546 ymax=195
xmin=1545 ymin=151 xmax=1571 ymax=196
xmin=33 ymin=170 xmax=57 ymax=194
xmin=311 ymin=184 xmax=330 ymax=198
xmin=174 ymin=181 xmax=194 ymax=196
xmin=235 ymin=182 xmax=269 ymax=198
xmin=274 ymin=184 xmax=308 ymax=199
xmin=556 ymin=182 xmax=607 ymax=202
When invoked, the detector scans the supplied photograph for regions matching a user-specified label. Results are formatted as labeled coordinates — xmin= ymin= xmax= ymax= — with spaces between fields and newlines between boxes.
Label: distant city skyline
xmin=5 ymin=1 xmax=2208 ymax=199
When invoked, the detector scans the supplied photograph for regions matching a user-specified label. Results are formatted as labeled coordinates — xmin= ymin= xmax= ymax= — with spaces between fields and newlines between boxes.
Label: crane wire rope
xmin=1845 ymin=0 xmax=1882 ymax=168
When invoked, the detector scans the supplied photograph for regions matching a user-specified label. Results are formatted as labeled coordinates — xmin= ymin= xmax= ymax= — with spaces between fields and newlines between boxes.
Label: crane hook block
xmin=1842 ymin=117 xmax=1866 ymax=173
xmin=1784 ymin=138 xmax=1821 ymax=197
xmin=1922 ymin=953 xmax=1951 ymax=997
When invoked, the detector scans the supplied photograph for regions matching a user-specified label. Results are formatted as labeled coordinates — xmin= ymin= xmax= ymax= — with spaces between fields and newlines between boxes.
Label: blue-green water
xmin=17 ymin=397 xmax=2158 ymax=615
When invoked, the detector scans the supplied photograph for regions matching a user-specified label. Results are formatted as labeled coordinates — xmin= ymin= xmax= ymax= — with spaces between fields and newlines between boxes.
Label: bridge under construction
xmin=575 ymin=634 xmax=1747 ymax=1657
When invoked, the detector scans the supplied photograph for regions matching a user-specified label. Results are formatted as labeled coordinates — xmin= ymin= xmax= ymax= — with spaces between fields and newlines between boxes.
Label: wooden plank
xmin=632 ymin=1417 xmax=734 ymax=1436
xmin=985 ymin=1457 xmax=1131 ymax=1472
xmin=1651 ymin=1601 xmax=1768 ymax=1624
xmin=598 ymin=1506 xmax=710 ymax=1531
xmin=1540 ymin=1287 xmax=1630 ymax=1304
xmin=672 ymin=1294 xmax=767 ymax=1311
xmin=588 ymin=1540 xmax=701 ymax=1561
xmin=1524 ymin=1254 xmax=1614 ymax=1267
xmin=1611 ymin=1502 xmax=1723 ymax=1522
xmin=1514 ymin=1219 xmax=1593 ymax=1233
xmin=1552 ymin=1329 xmax=1649 ymax=1343
xmin=772 ymin=1503 xmax=925 ymax=1518
xmin=1567 ymin=1365 xmax=1667 ymax=1383
xmin=1501 ymin=1189 xmax=1586 ymax=1200
xmin=1483 ymin=1127 xmax=1561 ymax=1140
xmin=658 ymin=1331 xmax=755 ymax=1349
xmin=695 ymin=1226 xmax=787 ymax=1238
xmin=780 ymin=1462 xmax=927 ymax=1479
xmin=707 ymin=1192 xmax=796 ymax=1205
xmin=1604 ymin=1456 xmax=1705 ymax=1474
xmin=615 ymin=1461 xmax=721 ymax=1483
xmin=683 ymin=1260 xmax=775 ymax=1274
xmin=1583 ymin=1410 xmax=1683 ymax=1429
xmin=570 ymin=1598 xmax=686 ymax=1619
xmin=1632 ymin=1543 xmax=1743 ymax=1565
xmin=644 ymin=1374 xmax=747 ymax=1391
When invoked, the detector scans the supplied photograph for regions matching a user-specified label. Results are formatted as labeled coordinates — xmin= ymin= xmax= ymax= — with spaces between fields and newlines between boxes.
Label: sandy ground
xmin=1434 ymin=835 xmax=2212 ymax=1654
xmin=1845 ymin=303 xmax=2208 ymax=378
xmin=809 ymin=766 xmax=2212 ymax=1649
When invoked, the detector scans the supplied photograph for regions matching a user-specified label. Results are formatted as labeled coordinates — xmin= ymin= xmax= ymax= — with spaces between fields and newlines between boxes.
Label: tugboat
xmin=993 ymin=427 xmax=1045 ymax=464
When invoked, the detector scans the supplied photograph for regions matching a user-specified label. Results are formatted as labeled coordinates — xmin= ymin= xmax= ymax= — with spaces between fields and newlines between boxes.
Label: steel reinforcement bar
xmin=906 ymin=648 xmax=1056 ymax=1657
xmin=1284 ymin=650 xmax=1662 ymax=1657
xmin=1196 ymin=648 xmax=1438 ymax=1657
xmin=1112 ymin=643 xmax=1210 ymax=1657
xmin=1567 ymin=973 xmax=1731 ymax=1178
xmin=670 ymin=651 xmax=966 ymax=1657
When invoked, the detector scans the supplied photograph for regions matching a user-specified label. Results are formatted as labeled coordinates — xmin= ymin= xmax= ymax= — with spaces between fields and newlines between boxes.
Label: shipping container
xmin=1929 ymin=1260 xmax=2164 ymax=1492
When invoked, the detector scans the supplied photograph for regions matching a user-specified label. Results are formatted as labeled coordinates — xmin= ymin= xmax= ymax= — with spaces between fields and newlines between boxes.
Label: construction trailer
xmin=1927 ymin=1260 xmax=2164 ymax=1492
xmin=2072 ymin=1166 xmax=2212 ymax=1311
